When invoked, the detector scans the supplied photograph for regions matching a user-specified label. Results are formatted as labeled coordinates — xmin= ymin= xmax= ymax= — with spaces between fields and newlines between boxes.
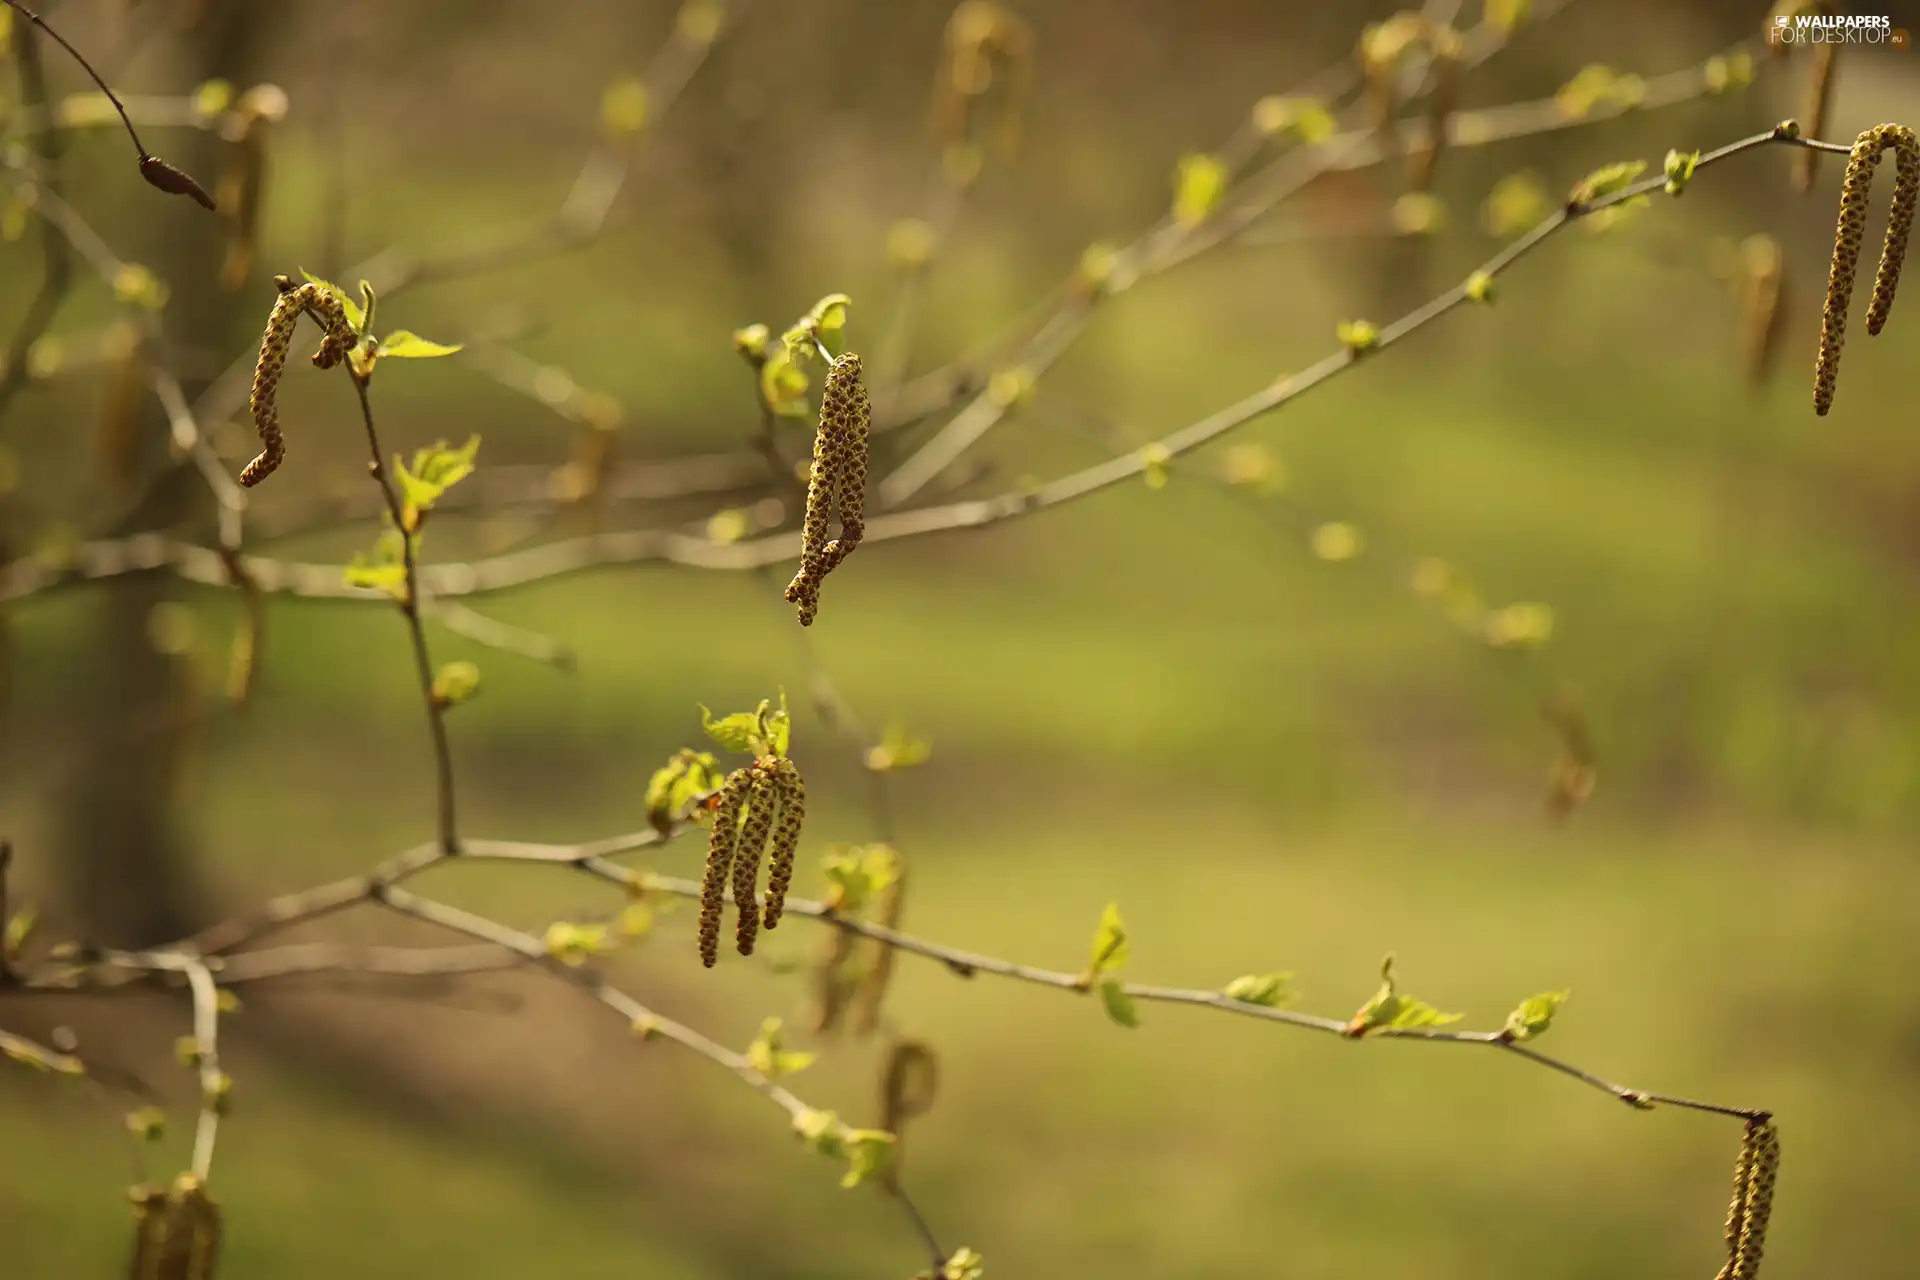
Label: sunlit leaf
xmin=1344 ymin=955 xmax=1463 ymax=1037
xmin=1503 ymin=990 xmax=1570 ymax=1042
xmin=377 ymin=330 xmax=464 ymax=359
xmin=1223 ymin=972 xmax=1295 ymax=1007
xmin=1089 ymin=902 xmax=1130 ymax=975
xmin=1099 ymin=976 xmax=1140 ymax=1028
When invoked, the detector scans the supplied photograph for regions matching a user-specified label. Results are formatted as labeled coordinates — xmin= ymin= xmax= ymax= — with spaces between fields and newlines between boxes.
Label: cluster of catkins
xmin=1715 ymin=1117 xmax=1781 ymax=1280
xmin=127 ymin=1173 xmax=222 ymax=1280
xmin=783 ymin=352 xmax=871 ymax=625
xmin=238 ymin=276 xmax=356 ymax=487
xmin=1814 ymin=123 xmax=1917 ymax=415
xmin=698 ymin=758 xmax=807 ymax=966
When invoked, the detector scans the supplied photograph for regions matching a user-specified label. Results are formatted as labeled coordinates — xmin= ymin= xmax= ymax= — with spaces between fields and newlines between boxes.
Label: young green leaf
xmin=543 ymin=922 xmax=613 ymax=967
xmin=759 ymin=346 xmax=811 ymax=417
xmin=1140 ymin=442 xmax=1172 ymax=490
xmin=298 ymin=269 xmax=366 ymax=333
xmin=793 ymin=1107 xmax=844 ymax=1155
xmin=1089 ymin=902 xmax=1130 ymax=975
xmin=431 ymin=661 xmax=481 ymax=708
xmin=1172 ymin=153 xmax=1229 ymax=229
xmin=377 ymin=330 xmax=464 ymax=359
xmin=945 ymin=1248 xmax=986 ymax=1280
xmin=807 ymin=292 xmax=852 ymax=336
xmin=1337 ymin=320 xmax=1379 ymax=354
xmin=1223 ymin=972 xmax=1295 ymax=1007
xmin=864 ymin=722 xmax=932 ymax=772
xmin=699 ymin=705 xmax=762 ymax=754
xmin=1568 ymin=159 xmax=1648 ymax=206
xmin=838 ymin=1128 xmax=897 ymax=1189
xmin=747 ymin=1017 xmax=817 ymax=1080
xmin=1344 ymin=954 xmax=1463 ymax=1037
xmin=344 ymin=527 xmax=410 ymax=600
xmin=762 ymin=690 xmax=792 ymax=759
xmin=2 ymin=906 xmax=36 ymax=961
xmin=1098 ymin=976 xmax=1140 ymax=1028
xmin=1502 ymin=990 xmax=1570 ymax=1042
xmin=820 ymin=843 xmax=901 ymax=913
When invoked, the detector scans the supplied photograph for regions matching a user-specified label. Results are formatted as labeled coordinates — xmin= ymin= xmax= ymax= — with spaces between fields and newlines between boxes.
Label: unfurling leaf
xmin=864 ymin=722 xmax=932 ymax=772
xmin=377 ymin=330 xmax=463 ymax=359
xmin=393 ymin=437 xmax=480 ymax=522
xmin=1344 ymin=954 xmax=1463 ymax=1037
xmin=344 ymin=525 xmax=410 ymax=599
xmin=1098 ymin=976 xmax=1140 ymax=1028
xmin=1089 ymin=902 xmax=1130 ymax=975
xmin=542 ymin=922 xmax=613 ymax=967
xmin=793 ymin=1107 xmax=843 ymax=1154
xmin=759 ymin=346 xmax=811 ymax=417
xmin=699 ymin=705 xmax=761 ymax=754
xmin=1503 ymin=990 xmax=1570 ymax=1042
xmin=431 ymin=661 xmax=481 ymax=708
xmin=820 ymin=843 xmax=900 ymax=913
xmin=125 ymin=1107 xmax=166 ymax=1142
xmin=747 ymin=1017 xmax=817 ymax=1080
xmin=1140 ymin=442 xmax=1172 ymax=489
xmin=1173 ymin=153 xmax=1229 ymax=229
xmin=1336 ymin=319 xmax=1379 ymax=354
xmin=839 ymin=1128 xmax=897 ymax=1188
xmin=297 ymin=269 xmax=366 ymax=333
xmin=1223 ymin=972 xmax=1296 ymax=1007
xmin=807 ymin=293 xmax=852 ymax=336
xmin=1569 ymin=159 xmax=1648 ymax=207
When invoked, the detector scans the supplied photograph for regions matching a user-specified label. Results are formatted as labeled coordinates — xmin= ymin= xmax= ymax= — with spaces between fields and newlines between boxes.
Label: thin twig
xmin=350 ymin=374 xmax=461 ymax=854
xmin=5 ymin=125 xmax=1842 ymax=612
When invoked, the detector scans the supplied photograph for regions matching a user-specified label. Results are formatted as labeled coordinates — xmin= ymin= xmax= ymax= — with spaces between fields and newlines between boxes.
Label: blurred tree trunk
xmin=53 ymin=0 xmax=267 ymax=947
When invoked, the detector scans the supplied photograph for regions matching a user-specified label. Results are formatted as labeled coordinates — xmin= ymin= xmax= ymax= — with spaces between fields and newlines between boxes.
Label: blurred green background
xmin=4 ymin=0 xmax=1920 ymax=1276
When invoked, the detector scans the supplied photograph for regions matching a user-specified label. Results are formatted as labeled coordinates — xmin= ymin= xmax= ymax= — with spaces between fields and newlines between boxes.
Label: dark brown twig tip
xmin=138 ymin=155 xmax=218 ymax=212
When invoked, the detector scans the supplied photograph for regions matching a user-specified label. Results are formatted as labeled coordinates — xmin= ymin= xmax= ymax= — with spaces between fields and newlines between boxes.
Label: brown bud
xmin=138 ymin=155 xmax=217 ymax=212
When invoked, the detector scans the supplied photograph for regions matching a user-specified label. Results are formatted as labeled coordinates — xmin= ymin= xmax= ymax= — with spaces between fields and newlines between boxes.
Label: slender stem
xmin=122 ymin=952 xmax=225 ymax=1178
xmin=350 ymin=374 xmax=461 ymax=854
xmin=0 ymin=0 xmax=150 ymax=159
xmin=7 ymin=123 xmax=1854 ymax=611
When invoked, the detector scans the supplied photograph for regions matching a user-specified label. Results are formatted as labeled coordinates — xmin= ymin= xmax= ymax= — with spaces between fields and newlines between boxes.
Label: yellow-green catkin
xmin=239 ymin=277 xmax=354 ymax=486
xmin=762 ymin=759 xmax=806 ymax=930
xmin=732 ymin=766 xmax=779 ymax=957
xmin=784 ymin=352 xmax=871 ymax=624
xmin=1717 ymin=1118 xmax=1781 ymax=1280
xmin=698 ymin=768 xmax=754 ymax=967
xmin=1814 ymin=124 xmax=1919 ymax=415
xmin=784 ymin=368 xmax=848 ymax=624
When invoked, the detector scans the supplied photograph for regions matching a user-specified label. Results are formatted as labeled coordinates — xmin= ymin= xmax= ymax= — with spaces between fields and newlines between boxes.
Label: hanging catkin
xmin=762 ymin=759 xmax=806 ymax=931
xmin=1813 ymin=124 xmax=1918 ymax=415
xmin=784 ymin=352 xmax=871 ymax=624
xmin=239 ymin=277 xmax=355 ymax=486
xmin=732 ymin=766 xmax=779 ymax=956
xmin=698 ymin=768 xmax=754 ymax=967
